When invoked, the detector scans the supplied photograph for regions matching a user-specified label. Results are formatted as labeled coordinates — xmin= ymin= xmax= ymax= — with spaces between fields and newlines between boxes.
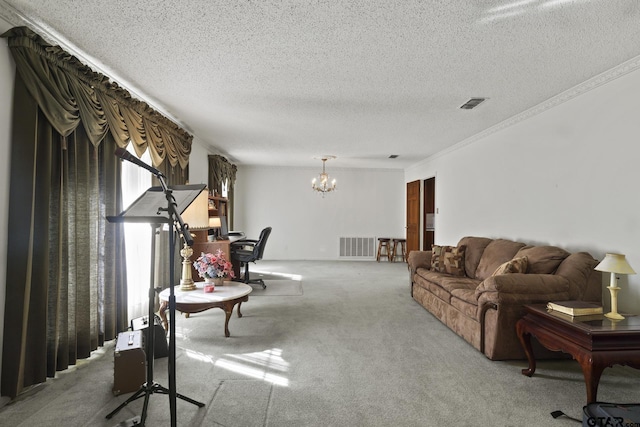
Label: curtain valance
xmin=208 ymin=154 xmax=237 ymax=193
xmin=1 ymin=26 xmax=191 ymax=169
xmin=208 ymin=154 xmax=237 ymax=228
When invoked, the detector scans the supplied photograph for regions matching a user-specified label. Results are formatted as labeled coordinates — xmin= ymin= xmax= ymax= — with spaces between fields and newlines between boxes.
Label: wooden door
xmin=406 ymin=180 xmax=420 ymax=255
xmin=423 ymin=177 xmax=435 ymax=250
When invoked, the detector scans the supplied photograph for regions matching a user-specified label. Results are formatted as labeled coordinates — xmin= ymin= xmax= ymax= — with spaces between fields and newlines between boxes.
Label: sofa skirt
xmin=413 ymin=284 xmax=568 ymax=360
xmin=412 ymin=285 xmax=482 ymax=352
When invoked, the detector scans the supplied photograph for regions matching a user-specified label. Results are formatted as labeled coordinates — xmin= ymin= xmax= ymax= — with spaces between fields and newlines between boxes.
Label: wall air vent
xmin=339 ymin=237 xmax=375 ymax=258
xmin=459 ymin=98 xmax=487 ymax=110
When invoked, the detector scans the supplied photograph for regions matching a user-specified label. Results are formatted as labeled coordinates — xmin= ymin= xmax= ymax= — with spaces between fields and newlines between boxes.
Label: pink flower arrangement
xmin=193 ymin=249 xmax=235 ymax=279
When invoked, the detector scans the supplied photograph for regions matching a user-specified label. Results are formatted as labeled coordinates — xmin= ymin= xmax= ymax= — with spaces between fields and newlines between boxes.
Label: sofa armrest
xmin=475 ymin=273 xmax=571 ymax=306
xmin=408 ymin=250 xmax=432 ymax=279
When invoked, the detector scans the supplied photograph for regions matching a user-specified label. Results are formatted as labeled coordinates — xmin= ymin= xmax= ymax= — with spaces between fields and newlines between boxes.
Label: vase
xmin=205 ymin=277 xmax=223 ymax=287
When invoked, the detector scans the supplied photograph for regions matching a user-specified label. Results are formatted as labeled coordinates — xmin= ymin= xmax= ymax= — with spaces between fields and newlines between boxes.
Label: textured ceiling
xmin=2 ymin=0 xmax=640 ymax=168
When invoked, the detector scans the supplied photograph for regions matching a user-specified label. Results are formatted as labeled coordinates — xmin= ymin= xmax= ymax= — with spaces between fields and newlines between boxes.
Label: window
xmin=120 ymin=145 xmax=153 ymax=322
xmin=221 ymin=178 xmax=228 ymax=198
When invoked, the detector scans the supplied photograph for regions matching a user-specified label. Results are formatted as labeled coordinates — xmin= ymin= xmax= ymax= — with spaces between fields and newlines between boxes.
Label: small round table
xmin=158 ymin=282 xmax=252 ymax=337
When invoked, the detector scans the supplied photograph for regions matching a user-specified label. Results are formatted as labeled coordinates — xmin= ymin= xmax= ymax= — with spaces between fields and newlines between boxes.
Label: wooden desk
xmin=517 ymin=304 xmax=640 ymax=403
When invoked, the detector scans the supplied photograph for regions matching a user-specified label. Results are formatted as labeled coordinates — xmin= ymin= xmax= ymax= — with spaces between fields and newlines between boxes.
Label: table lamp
xmin=178 ymin=189 xmax=209 ymax=291
xmin=594 ymin=253 xmax=636 ymax=320
xmin=209 ymin=216 xmax=222 ymax=241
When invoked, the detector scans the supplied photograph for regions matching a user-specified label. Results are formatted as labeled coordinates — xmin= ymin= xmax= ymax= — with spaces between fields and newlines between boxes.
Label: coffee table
xmin=158 ymin=282 xmax=252 ymax=337
xmin=516 ymin=304 xmax=640 ymax=403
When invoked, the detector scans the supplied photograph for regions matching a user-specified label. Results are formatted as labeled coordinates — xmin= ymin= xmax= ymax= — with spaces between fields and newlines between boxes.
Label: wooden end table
xmin=158 ymin=282 xmax=252 ymax=337
xmin=516 ymin=304 xmax=640 ymax=403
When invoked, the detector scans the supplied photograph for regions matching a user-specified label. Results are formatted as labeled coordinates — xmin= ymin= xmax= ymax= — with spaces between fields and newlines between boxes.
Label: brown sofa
xmin=408 ymin=236 xmax=602 ymax=360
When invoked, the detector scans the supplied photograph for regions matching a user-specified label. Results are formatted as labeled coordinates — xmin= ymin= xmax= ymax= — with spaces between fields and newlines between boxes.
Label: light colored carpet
xmin=1 ymin=260 xmax=639 ymax=426
xmin=251 ymin=280 xmax=303 ymax=296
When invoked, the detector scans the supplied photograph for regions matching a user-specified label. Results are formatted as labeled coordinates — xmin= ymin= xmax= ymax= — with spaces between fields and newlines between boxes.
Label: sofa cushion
xmin=438 ymin=275 xmax=482 ymax=293
xmin=431 ymin=245 xmax=445 ymax=272
xmin=431 ymin=245 xmax=465 ymax=274
xmin=451 ymin=288 xmax=479 ymax=319
xmin=457 ymin=236 xmax=493 ymax=278
xmin=414 ymin=269 xmax=453 ymax=303
xmin=442 ymin=245 xmax=466 ymax=276
xmin=450 ymin=288 xmax=479 ymax=306
xmin=514 ymin=245 xmax=569 ymax=274
xmin=415 ymin=269 xmax=480 ymax=290
xmin=414 ymin=269 xmax=481 ymax=304
xmin=415 ymin=268 xmax=445 ymax=284
xmin=474 ymin=239 xmax=526 ymax=280
xmin=491 ymin=256 xmax=528 ymax=276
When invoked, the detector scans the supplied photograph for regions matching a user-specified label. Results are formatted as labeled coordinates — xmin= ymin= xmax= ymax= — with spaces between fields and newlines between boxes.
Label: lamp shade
xmin=595 ymin=253 xmax=636 ymax=275
xmin=209 ymin=216 xmax=222 ymax=229
xmin=180 ymin=189 xmax=209 ymax=230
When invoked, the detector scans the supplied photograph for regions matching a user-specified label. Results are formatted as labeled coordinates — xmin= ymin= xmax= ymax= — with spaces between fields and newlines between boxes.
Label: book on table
xmin=546 ymin=301 xmax=603 ymax=316
xmin=547 ymin=310 xmax=604 ymax=323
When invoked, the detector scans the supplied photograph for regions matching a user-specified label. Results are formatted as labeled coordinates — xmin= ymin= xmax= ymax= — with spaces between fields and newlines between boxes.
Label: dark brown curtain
xmin=1 ymin=27 xmax=190 ymax=398
xmin=208 ymin=155 xmax=237 ymax=228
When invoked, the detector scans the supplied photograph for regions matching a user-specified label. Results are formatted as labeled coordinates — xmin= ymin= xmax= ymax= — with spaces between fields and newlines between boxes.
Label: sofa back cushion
xmin=514 ymin=245 xmax=569 ymax=274
xmin=457 ymin=236 xmax=493 ymax=278
xmin=555 ymin=252 xmax=601 ymax=301
xmin=474 ymin=239 xmax=526 ymax=280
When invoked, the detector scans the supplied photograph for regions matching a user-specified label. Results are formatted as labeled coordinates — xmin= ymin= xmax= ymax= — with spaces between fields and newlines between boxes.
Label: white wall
xmin=234 ymin=166 xmax=405 ymax=260
xmin=0 ymin=16 xmax=15 ymax=399
xmin=406 ymin=64 xmax=640 ymax=314
xmin=187 ymin=136 xmax=210 ymax=186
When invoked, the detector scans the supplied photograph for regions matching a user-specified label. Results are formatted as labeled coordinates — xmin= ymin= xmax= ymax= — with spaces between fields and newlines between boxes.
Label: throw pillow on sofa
xmin=431 ymin=245 xmax=445 ymax=272
xmin=431 ymin=245 xmax=466 ymax=276
xmin=491 ymin=256 xmax=528 ymax=276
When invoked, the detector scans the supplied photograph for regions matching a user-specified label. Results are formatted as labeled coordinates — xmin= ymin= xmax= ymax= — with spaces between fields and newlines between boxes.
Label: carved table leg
xmin=237 ymin=302 xmax=243 ymax=318
xmin=517 ymin=319 xmax=536 ymax=376
xmin=222 ymin=301 xmax=235 ymax=337
xmin=158 ymin=300 xmax=169 ymax=332
xmin=577 ymin=354 xmax=606 ymax=404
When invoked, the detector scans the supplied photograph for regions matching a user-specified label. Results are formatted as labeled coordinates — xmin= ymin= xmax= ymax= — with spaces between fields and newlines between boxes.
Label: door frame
xmin=406 ymin=180 xmax=421 ymax=256
xmin=423 ymin=176 xmax=435 ymax=250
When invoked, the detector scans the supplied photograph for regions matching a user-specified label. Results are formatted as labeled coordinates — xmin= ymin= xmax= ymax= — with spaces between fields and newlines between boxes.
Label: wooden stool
xmin=392 ymin=238 xmax=407 ymax=262
xmin=376 ymin=238 xmax=392 ymax=262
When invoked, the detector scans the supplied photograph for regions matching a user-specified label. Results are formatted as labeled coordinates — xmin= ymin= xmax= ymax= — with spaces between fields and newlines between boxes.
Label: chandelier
xmin=312 ymin=156 xmax=337 ymax=196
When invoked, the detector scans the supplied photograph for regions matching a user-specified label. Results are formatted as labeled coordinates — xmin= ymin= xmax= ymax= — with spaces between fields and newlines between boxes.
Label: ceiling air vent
xmin=459 ymin=98 xmax=487 ymax=110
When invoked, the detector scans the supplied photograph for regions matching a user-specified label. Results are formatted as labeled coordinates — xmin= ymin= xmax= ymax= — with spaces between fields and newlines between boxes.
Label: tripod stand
xmin=105 ymin=223 xmax=204 ymax=425
xmin=106 ymin=162 xmax=206 ymax=426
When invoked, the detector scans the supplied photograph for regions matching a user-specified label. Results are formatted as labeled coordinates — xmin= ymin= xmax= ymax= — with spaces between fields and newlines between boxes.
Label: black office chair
xmin=230 ymin=227 xmax=272 ymax=289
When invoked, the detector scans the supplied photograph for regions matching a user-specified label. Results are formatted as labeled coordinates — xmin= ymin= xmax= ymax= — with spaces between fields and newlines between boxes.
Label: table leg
xmin=158 ymin=301 xmax=168 ymax=332
xmin=222 ymin=301 xmax=235 ymax=337
xmin=517 ymin=319 xmax=536 ymax=376
xmin=576 ymin=354 xmax=606 ymax=404
xmin=237 ymin=302 xmax=243 ymax=318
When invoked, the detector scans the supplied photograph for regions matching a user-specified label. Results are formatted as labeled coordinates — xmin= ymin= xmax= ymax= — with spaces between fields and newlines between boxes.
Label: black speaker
xmin=130 ymin=315 xmax=168 ymax=359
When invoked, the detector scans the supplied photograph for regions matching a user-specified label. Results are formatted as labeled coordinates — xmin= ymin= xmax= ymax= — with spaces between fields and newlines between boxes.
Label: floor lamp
xmin=595 ymin=253 xmax=636 ymax=320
